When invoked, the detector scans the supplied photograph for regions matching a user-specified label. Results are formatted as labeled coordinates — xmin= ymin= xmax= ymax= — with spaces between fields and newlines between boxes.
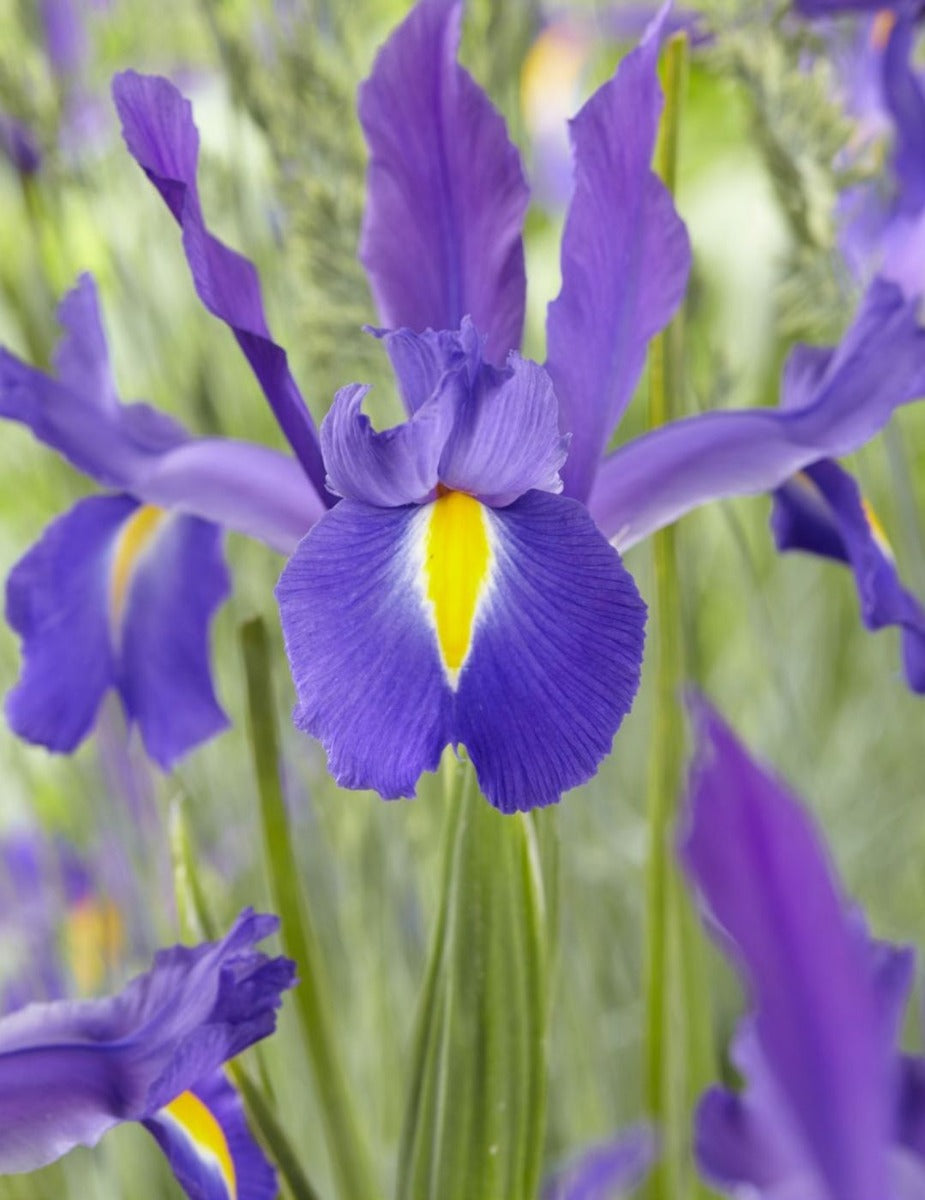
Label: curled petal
xmin=589 ymin=278 xmax=925 ymax=547
xmin=0 ymin=910 xmax=294 ymax=1173
xmin=112 ymin=70 xmax=328 ymax=503
xmin=321 ymin=383 xmax=452 ymax=506
xmin=277 ymin=489 xmax=645 ymax=811
xmin=546 ymin=3 xmax=691 ymax=502
xmin=143 ymin=1070 xmax=276 ymax=1200
xmin=682 ymin=700 xmax=895 ymax=1200
xmin=358 ymin=0 xmax=529 ymax=363
xmin=771 ymin=460 xmax=925 ymax=693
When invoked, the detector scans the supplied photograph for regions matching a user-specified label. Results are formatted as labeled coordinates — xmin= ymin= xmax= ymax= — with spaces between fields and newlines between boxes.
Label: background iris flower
xmin=0 ymin=0 xmax=908 ymax=807
xmin=683 ymin=700 xmax=925 ymax=1199
xmin=0 ymin=908 xmax=293 ymax=1200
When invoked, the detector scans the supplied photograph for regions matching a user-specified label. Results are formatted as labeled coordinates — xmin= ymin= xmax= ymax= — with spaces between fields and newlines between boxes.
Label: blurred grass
xmin=1 ymin=2 xmax=925 ymax=1198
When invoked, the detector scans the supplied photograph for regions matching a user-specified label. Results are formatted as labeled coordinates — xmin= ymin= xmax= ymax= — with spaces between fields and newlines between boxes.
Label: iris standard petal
xmin=589 ymin=277 xmax=925 ymax=547
xmin=0 ymin=909 xmax=294 ymax=1173
xmin=543 ymin=1124 xmax=656 ymax=1200
xmin=277 ymin=489 xmax=645 ymax=811
xmin=438 ymin=354 xmax=569 ymax=506
xmin=5 ymin=495 xmax=126 ymax=754
xmin=377 ymin=322 xmax=481 ymax=414
xmin=358 ymin=0 xmax=529 ymax=365
xmin=111 ymin=70 xmax=328 ymax=503
xmin=52 ymin=272 xmax=120 ymax=412
xmin=882 ymin=14 xmax=925 ymax=213
xmin=771 ymin=460 xmax=925 ymax=694
xmin=321 ymin=382 xmax=453 ymax=506
xmin=143 ymin=1070 xmax=276 ymax=1200
xmin=682 ymin=701 xmax=894 ymax=1200
xmin=6 ymin=495 xmax=230 ymax=766
xmin=118 ymin=511 xmax=230 ymax=769
xmin=545 ymin=3 xmax=691 ymax=504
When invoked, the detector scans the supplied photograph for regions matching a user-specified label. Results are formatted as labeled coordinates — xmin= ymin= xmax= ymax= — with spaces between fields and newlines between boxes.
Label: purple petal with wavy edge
xmin=321 ymin=383 xmax=453 ymax=506
xmin=143 ymin=1070 xmax=276 ymax=1200
xmin=0 ymin=909 xmax=294 ymax=1174
xmin=543 ymin=1124 xmax=656 ymax=1200
xmin=111 ymin=70 xmax=329 ymax=503
xmin=681 ymin=700 xmax=895 ymax=1200
xmin=545 ymin=3 xmax=691 ymax=503
xmin=439 ymin=354 xmax=568 ymax=507
xmin=358 ymin=0 xmax=529 ymax=364
xmin=119 ymin=512 xmax=230 ymax=769
xmin=5 ymin=495 xmax=231 ymax=767
xmin=277 ymin=490 xmax=645 ymax=811
xmin=278 ymin=502 xmax=453 ymax=798
xmin=771 ymin=459 xmax=925 ymax=694
xmin=5 ymin=495 xmax=125 ymax=754
xmin=375 ymin=321 xmax=481 ymax=414
xmin=589 ymin=277 xmax=925 ymax=547
xmin=457 ymin=491 xmax=645 ymax=811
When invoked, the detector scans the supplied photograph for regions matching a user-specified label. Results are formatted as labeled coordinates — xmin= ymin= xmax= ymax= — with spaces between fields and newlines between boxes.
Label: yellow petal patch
xmin=423 ymin=489 xmax=493 ymax=687
xmin=109 ymin=504 xmax=167 ymax=630
xmin=162 ymin=1089 xmax=237 ymax=1200
xmin=871 ymin=10 xmax=897 ymax=51
xmin=65 ymin=898 xmax=124 ymax=996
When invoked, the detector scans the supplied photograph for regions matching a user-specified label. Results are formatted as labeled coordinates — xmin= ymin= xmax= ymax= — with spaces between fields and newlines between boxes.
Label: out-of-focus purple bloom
xmin=772 ymin=457 xmax=925 ymax=691
xmin=543 ymin=1125 xmax=656 ymax=1199
xmin=0 ymin=274 xmax=322 ymax=767
xmin=41 ymin=0 xmax=88 ymax=78
xmin=111 ymin=0 xmax=925 ymax=809
xmin=0 ymin=113 xmax=42 ymax=175
xmin=681 ymin=700 xmax=925 ymax=1199
xmin=0 ymin=908 xmax=292 ymax=1199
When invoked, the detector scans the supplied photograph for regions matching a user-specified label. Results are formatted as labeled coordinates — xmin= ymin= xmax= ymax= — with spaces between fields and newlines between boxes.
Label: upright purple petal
xmin=545 ymin=5 xmax=691 ymax=502
xmin=41 ymin=0 xmax=87 ymax=77
xmin=682 ymin=701 xmax=894 ymax=1200
xmin=358 ymin=0 xmax=529 ymax=364
xmin=589 ymin=277 xmax=925 ymax=546
xmin=52 ymin=272 xmax=120 ymax=412
xmin=0 ymin=910 xmax=294 ymax=1173
xmin=111 ymin=70 xmax=329 ymax=504
xmin=883 ymin=14 xmax=925 ymax=213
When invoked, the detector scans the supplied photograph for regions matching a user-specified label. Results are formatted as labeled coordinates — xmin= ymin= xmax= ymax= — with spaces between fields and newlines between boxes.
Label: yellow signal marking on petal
xmin=109 ymin=505 xmax=167 ymax=628
xmin=65 ymin=898 xmax=124 ymax=996
xmin=162 ymin=1090 xmax=237 ymax=1200
xmin=871 ymin=10 xmax=897 ymax=51
xmin=423 ymin=489 xmax=492 ymax=687
xmin=861 ymin=497 xmax=895 ymax=560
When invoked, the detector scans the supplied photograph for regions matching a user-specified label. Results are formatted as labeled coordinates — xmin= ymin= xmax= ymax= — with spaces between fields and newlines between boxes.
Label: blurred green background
xmin=1 ymin=1 xmax=923 ymax=1197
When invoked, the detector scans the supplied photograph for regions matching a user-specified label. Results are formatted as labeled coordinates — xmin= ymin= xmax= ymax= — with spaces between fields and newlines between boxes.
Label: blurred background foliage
xmin=1 ymin=0 xmax=924 ymax=1197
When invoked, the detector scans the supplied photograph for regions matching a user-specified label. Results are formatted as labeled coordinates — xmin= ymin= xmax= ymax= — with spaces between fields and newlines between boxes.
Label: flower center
xmin=423 ymin=489 xmax=493 ymax=687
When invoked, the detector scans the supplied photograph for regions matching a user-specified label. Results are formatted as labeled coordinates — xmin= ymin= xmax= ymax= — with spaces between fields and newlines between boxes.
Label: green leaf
xmin=396 ymin=754 xmax=551 ymax=1200
xmin=240 ymin=616 xmax=379 ymax=1200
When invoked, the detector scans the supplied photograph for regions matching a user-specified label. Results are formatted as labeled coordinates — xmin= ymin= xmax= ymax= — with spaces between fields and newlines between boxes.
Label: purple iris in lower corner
xmin=682 ymin=700 xmax=925 ymax=1200
xmin=0 ymin=908 xmax=294 ymax=1200
xmin=106 ymin=0 xmax=925 ymax=811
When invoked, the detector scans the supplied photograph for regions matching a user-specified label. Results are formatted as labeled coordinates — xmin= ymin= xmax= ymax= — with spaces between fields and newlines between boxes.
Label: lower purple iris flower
xmin=683 ymin=700 xmax=925 ymax=1199
xmin=0 ymin=907 xmax=293 ymax=1199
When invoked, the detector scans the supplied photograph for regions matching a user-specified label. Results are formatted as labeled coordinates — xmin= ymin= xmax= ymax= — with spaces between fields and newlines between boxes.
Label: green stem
xmin=643 ymin=32 xmax=716 ymax=1200
xmin=241 ymin=617 xmax=380 ymax=1200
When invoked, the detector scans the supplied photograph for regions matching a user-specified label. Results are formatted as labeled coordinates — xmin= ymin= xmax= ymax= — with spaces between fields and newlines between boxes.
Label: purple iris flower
xmin=0 ymin=113 xmax=42 ymax=175
xmin=0 ymin=273 xmax=322 ymax=767
xmin=0 ymin=908 xmax=293 ymax=1199
xmin=681 ymin=700 xmax=925 ymax=1199
xmin=108 ymin=0 xmax=925 ymax=811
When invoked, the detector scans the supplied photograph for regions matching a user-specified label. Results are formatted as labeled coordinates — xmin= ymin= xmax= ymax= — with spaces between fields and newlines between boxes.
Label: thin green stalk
xmin=643 ymin=32 xmax=716 ymax=1200
xmin=166 ymin=791 xmax=325 ymax=1200
xmin=241 ymin=617 xmax=380 ymax=1200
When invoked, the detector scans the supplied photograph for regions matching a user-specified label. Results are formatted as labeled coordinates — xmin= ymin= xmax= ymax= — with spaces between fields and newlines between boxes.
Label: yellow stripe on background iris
xmin=861 ymin=497 xmax=896 ymax=561
xmin=109 ymin=505 xmax=166 ymax=629
xmin=162 ymin=1090 xmax=237 ymax=1200
xmin=422 ymin=489 xmax=493 ymax=687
